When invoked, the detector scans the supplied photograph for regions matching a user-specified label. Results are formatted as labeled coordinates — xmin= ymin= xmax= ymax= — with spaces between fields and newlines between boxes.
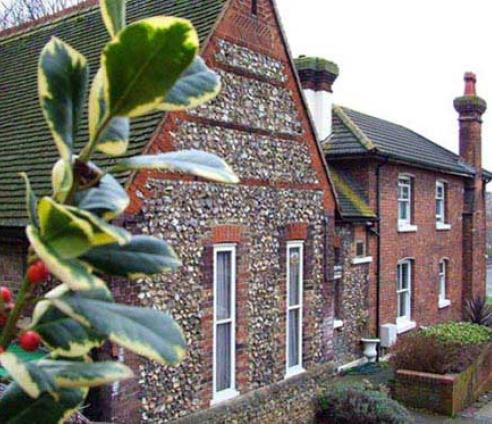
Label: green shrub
xmin=316 ymin=384 xmax=413 ymax=424
xmin=421 ymin=322 xmax=492 ymax=344
xmin=390 ymin=322 xmax=491 ymax=374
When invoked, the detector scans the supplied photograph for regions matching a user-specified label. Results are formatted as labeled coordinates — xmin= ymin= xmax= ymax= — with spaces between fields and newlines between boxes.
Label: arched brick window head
xmin=252 ymin=0 xmax=258 ymax=16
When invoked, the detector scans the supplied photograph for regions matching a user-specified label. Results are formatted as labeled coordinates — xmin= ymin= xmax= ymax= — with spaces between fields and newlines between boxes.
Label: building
xmin=296 ymin=58 xmax=490 ymax=366
xmin=0 ymin=0 xmax=339 ymax=422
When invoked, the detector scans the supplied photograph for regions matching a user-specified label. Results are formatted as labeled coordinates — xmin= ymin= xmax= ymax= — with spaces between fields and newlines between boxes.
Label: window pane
xmin=216 ymin=323 xmax=231 ymax=391
xmin=289 ymin=247 xmax=301 ymax=306
xmin=399 ymin=201 xmax=409 ymax=221
xmin=356 ymin=241 xmax=365 ymax=257
xmin=397 ymin=292 xmax=404 ymax=317
xmin=401 ymin=263 xmax=409 ymax=289
xmin=288 ymin=309 xmax=299 ymax=367
xmin=216 ymin=251 xmax=231 ymax=320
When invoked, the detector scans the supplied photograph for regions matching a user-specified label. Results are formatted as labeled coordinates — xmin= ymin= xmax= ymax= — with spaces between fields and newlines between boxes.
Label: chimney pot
xmin=464 ymin=72 xmax=477 ymax=96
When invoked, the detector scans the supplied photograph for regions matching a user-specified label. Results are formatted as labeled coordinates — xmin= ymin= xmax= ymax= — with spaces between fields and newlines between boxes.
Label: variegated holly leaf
xmin=51 ymin=293 xmax=186 ymax=366
xmin=81 ymin=235 xmax=181 ymax=278
xmin=51 ymin=159 xmax=74 ymax=203
xmin=32 ymin=304 xmax=104 ymax=358
xmin=0 ymin=352 xmax=56 ymax=399
xmin=89 ymin=68 xmax=129 ymax=156
xmin=75 ymin=173 xmax=129 ymax=220
xmin=111 ymin=150 xmax=239 ymax=184
xmin=38 ymin=197 xmax=93 ymax=259
xmin=20 ymin=172 xmax=39 ymax=230
xmin=65 ymin=206 xmax=131 ymax=246
xmin=100 ymin=0 xmax=126 ymax=37
xmin=159 ymin=57 xmax=221 ymax=111
xmin=0 ymin=383 xmax=86 ymax=424
xmin=102 ymin=17 xmax=198 ymax=117
xmin=26 ymin=226 xmax=113 ymax=294
xmin=38 ymin=359 xmax=133 ymax=388
xmin=38 ymin=37 xmax=88 ymax=160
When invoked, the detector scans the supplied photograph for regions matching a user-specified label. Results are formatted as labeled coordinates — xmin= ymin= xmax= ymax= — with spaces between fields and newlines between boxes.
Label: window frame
xmin=285 ymin=240 xmax=305 ymax=378
xmin=398 ymin=176 xmax=412 ymax=227
xmin=212 ymin=244 xmax=239 ymax=404
xmin=436 ymin=181 xmax=446 ymax=224
xmin=396 ymin=259 xmax=412 ymax=323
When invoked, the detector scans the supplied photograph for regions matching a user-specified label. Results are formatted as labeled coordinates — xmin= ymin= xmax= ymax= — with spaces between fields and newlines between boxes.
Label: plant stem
xmin=0 ymin=276 xmax=32 ymax=349
xmin=79 ymin=114 xmax=112 ymax=163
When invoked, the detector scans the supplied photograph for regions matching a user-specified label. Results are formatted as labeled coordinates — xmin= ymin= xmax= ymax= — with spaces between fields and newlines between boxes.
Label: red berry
xmin=5 ymin=302 xmax=14 ymax=312
xmin=0 ymin=286 xmax=12 ymax=303
xmin=19 ymin=331 xmax=41 ymax=352
xmin=0 ymin=315 xmax=6 ymax=326
xmin=27 ymin=261 xmax=50 ymax=284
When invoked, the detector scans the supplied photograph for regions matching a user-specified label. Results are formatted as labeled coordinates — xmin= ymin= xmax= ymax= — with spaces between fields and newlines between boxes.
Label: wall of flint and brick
xmin=107 ymin=0 xmax=337 ymax=422
xmin=332 ymin=159 xmax=465 ymax=334
xmin=333 ymin=224 xmax=371 ymax=365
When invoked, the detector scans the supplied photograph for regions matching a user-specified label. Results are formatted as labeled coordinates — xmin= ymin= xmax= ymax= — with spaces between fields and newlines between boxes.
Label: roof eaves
xmin=333 ymin=105 xmax=377 ymax=151
xmin=330 ymin=168 xmax=376 ymax=219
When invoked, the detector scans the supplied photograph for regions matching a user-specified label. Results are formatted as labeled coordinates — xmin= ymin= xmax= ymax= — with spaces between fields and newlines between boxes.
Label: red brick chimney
xmin=454 ymin=72 xmax=487 ymax=301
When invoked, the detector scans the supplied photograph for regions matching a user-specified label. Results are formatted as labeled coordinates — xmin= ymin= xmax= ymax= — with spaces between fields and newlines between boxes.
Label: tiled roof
xmin=325 ymin=106 xmax=482 ymax=178
xmin=0 ymin=0 xmax=225 ymax=226
xmin=329 ymin=167 xmax=375 ymax=220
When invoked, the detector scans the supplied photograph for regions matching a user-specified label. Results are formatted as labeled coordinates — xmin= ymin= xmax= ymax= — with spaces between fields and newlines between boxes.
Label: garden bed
xmin=392 ymin=323 xmax=492 ymax=416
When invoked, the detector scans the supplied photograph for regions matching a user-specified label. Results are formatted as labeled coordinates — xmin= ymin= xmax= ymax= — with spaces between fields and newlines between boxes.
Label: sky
xmin=276 ymin=0 xmax=492 ymax=174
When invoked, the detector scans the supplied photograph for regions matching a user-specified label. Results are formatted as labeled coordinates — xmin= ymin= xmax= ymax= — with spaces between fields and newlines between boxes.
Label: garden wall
xmin=394 ymin=344 xmax=492 ymax=415
xmin=173 ymin=363 xmax=335 ymax=423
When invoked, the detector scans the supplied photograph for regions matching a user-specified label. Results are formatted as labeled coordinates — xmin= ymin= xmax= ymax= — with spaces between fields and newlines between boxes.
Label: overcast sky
xmin=276 ymin=0 xmax=492 ymax=175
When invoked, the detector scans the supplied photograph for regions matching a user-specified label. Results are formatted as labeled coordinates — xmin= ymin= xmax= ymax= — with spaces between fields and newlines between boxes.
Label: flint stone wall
xmin=333 ymin=224 xmax=370 ymax=366
xmin=134 ymin=180 xmax=328 ymax=422
xmin=189 ymin=70 xmax=303 ymax=135
xmin=215 ymin=39 xmax=287 ymax=82
xmin=171 ymin=120 xmax=318 ymax=184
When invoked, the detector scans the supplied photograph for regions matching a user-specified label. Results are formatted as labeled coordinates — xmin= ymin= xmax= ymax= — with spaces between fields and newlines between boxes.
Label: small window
xmin=286 ymin=241 xmax=304 ymax=376
xmin=397 ymin=259 xmax=412 ymax=322
xmin=436 ymin=181 xmax=446 ymax=224
xmin=398 ymin=176 xmax=412 ymax=226
xmin=251 ymin=0 xmax=258 ymax=15
xmin=213 ymin=245 xmax=238 ymax=403
xmin=355 ymin=240 xmax=365 ymax=258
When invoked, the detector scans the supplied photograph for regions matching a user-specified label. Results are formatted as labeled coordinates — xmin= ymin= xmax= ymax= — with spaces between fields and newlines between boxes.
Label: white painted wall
xmin=303 ymin=88 xmax=332 ymax=141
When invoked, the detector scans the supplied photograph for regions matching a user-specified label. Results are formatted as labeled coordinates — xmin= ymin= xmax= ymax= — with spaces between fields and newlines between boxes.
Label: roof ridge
xmin=0 ymin=0 xmax=98 ymax=43
xmin=332 ymin=105 xmax=376 ymax=151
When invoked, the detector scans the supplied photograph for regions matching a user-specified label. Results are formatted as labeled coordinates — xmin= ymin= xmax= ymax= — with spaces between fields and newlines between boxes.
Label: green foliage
xmin=464 ymin=296 xmax=492 ymax=326
xmin=316 ymin=383 xmax=413 ymax=424
xmin=421 ymin=322 xmax=492 ymax=345
xmin=0 ymin=0 xmax=237 ymax=421
xmin=390 ymin=322 xmax=491 ymax=375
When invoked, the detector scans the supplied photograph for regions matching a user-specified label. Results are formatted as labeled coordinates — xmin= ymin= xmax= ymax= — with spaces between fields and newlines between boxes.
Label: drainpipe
xmin=375 ymin=157 xmax=388 ymax=360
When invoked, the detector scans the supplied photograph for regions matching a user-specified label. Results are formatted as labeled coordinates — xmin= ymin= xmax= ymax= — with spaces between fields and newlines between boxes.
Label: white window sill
xmin=439 ymin=299 xmax=451 ymax=309
xmin=352 ymin=256 xmax=373 ymax=265
xmin=436 ymin=223 xmax=451 ymax=231
xmin=285 ymin=365 xmax=305 ymax=379
xmin=334 ymin=319 xmax=344 ymax=329
xmin=396 ymin=319 xmax=416 ymax=334
xmin=211 ymin=388 xmax=240 ymax=406
xmin=398 ymin=224 xmax=418 ymax=233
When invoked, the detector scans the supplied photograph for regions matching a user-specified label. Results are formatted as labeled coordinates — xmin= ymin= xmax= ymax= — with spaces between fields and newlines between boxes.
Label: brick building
xmin=296 ymin=59 xmax=491 ymax=366
xmin=0 ymin=0 xmax=340 ymax=422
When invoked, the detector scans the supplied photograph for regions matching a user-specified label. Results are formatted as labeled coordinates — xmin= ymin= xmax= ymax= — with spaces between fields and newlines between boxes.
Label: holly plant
xmin=0 ymin=0 xmax=238 ymax=422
